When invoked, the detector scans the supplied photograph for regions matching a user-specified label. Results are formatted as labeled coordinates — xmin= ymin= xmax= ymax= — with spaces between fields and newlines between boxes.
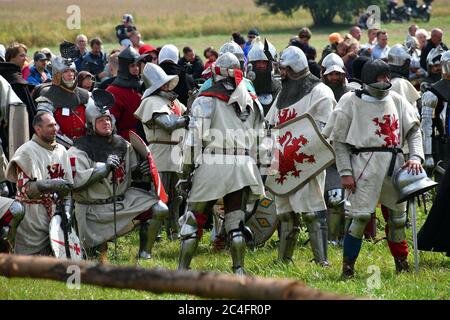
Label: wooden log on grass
xmin=0 ymin=254 xmax=358 ymax=300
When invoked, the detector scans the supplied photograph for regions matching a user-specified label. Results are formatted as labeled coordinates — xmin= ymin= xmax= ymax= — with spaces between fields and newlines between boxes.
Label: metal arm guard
xmin=421 ymin=91 xmax=438 ymax=168
xmin=27 ymin=179 xmax=73 ymax=198
xmin=75 ymin=163 xmax=111 ymax=191
xmin=152 ymin=114 xmax=189 ymax=134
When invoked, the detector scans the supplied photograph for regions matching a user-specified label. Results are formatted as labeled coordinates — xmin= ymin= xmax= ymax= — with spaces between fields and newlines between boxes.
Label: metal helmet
xmin=85 ymin=89 xmax=116 ymax=134
xmin=388 ymin=44 xmax=411 ymax=66
xmin=247 ymin=37 xmax=276 ymax=62
xmin=114 ymin=46 xmax=146 ymax=89
xmin=142 ymin=63 xmax=179 ymax=99
xmin=219 ymin=41 xmax=245 ymax=64
xmin=279 ymin=46 xmax=308 ymax=73
xmin=394 ymin=167 xmax=438 ymax=203
xmin=321 ymin=53 xmax=345 ymax=75
xmin=361 ymin=59 xmax=392 ymax=99
xmin=51 ymin=56 xmax=77 ymax=89
xmin=158 ymin=44 xmax=179 ymax=64
xmin=440 ymin=50 xmax=450 ymax=76
xmin=426 ymin=46 xmax=445 ymax=68
xmin=215 ymin=52 xmax=241 ymax=70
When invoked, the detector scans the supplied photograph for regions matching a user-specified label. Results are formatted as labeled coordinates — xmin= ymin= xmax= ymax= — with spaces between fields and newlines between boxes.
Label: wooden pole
xmin=0 ymin=254 xmax=360 ymax=300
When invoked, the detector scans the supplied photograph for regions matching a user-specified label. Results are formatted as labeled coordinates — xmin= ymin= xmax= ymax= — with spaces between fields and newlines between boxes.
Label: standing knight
xmin=323 ymin=59 xmax=424 ymax=278
xmin=134 ymin=63 xmax=188 ymax=240
xmin=177 ymin=52 xmax=265 ymax=274
xmin=265 ymin=46 xmax=336 ymax=265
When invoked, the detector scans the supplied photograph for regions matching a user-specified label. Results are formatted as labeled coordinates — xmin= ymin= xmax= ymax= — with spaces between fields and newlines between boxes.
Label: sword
xmin=112 ymin=169 xmax=118 ymax=260
xmin=56 ymin=193 xmax=71 ymax=259
xmin=410 ymin=197 xmax=419 ymax=274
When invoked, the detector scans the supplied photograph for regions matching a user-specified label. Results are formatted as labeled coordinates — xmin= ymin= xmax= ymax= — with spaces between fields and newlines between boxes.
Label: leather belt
xmin=202 ymin=147 xmax=250 ymax=156
xmin=351 ymin=147 xmax=403 ymax=177
xmin=76 ymin=195 xmax=125 ymax=205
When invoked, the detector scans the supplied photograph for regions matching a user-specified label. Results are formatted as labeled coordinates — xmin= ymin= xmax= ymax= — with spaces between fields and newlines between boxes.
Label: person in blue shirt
xmin=27 ymin=52 xmax=51 ymax=86
xmin=243 ymin=29 xmax=259 ymax=58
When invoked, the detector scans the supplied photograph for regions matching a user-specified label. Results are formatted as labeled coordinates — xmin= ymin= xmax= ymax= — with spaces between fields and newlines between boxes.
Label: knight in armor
xmin=176 ymin=52 xmax=265 ymax=274
xmin=5 ymin=112 xmax=74 ymax=255
xmin=323 ymin=59 xmax=424 ymax=278
xmin=68 ymin=89 xmax=168 ymax=262
xmin=420 ymin=50 xmax=450 ymax=178
xmin=420 ymin=46 xmax=445 ymax=93
xmin=198 ymin=41 xmax=256 ymax=97
xmin=134 ymin=63 xmax=188 ymax=240
xmin=320 ymin=53 xmax=351 ymax=245
xmin=35 ymin=42 xmax=91 ymax=143
xmin=265 ymin=46 xmax=336 ymax=266
xmin=388 ymin=44 xmax=421 ymax=109
xmin=106 ymin=46 xmax=147 ymax=141
xmin=246 ymin=37 xmax=281 ymax=115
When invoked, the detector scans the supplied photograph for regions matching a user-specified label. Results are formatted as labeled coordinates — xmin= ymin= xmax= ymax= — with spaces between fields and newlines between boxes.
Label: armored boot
xmin=277 ymin=212 xmax=300 ymax=262
xmin=138 ymin=219 xmax=161 ymax=259
xmin=0 ymin=226 xmax=11 ymax=253
xmin=224 ymin=210 xmax=246 ymax=275
xmin=229 ymin=230 xmax=246 ymax=275
xmin=327 ymin=208 xmax=343 ymax=246
xmin=394 ymin=256 xmax=410 ymax=273
xmin=317 ymin=210 xmax=329 ymax=264
xmin=304 ymin=212 xmax=329 ymax=266
xmin=341 ymin=257 xmax=356 ymax=279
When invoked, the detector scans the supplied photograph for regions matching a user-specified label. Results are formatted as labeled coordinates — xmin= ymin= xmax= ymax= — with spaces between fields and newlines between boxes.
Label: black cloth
xmin=418 ymin=168 xmax=450 ymax=256
xmin=308 ymin=60 xmax=321 ymax=78
xmin=159 ymin=61 xmax=195 ymax=106
xmin=73 ymin=134 xmax=128 ymax=163
xmin=81 ymin=52 xmax=107 ymax=78
xmin=0 ymin=62 xmax=37 ymax=157
xmin=115 ymin=24 xmax=137 ymax=44
xmin=420 ymin=40 xmax=449 ymax=70
xmin=97 ymin=76 xmax=116 ymax=90
xmin=178 ymin=55 xmax=204 ymax=81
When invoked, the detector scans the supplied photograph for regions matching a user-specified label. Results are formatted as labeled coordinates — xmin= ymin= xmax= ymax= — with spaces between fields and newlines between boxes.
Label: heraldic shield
xmin=49 ymin=214 xmax=83 ymax=261
xmin=265 ymin=114 xmax=335 ymax=197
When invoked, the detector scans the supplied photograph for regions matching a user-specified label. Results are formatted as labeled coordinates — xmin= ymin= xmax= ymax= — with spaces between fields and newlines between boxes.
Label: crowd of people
xmin=0 ymin=13 xmax=449 ymax=280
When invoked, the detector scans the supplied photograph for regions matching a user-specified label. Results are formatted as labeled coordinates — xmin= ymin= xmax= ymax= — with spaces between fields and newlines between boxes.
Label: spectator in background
xmin=77 ymin=71 xmax=95 ymax=92
xmin=115 ymin=14 xmax=137 ymax=46
xmin=129 ymin=30 xmax=144 ymax=51
xmin=415 ymin=28 xmax=429 ymax=50
xmin=349 ymin=26 xmax=362 ymax=42
xmin=406 ymin=24 xmax=418 ymax=43
xmin=75 ymin=34 xmax=88 ymax=72
xmin=27 ymin=52 xmax=51 ymax=86
xmin=81 ymin=37 xmax=107 ymax=81
xmin=97 ymin=51 xmax=120 ymax=90
xmin=320 ymin=32 xmax=344 ymax=65
xmin=139 ymin=44 xmax=159 ymax=64
xmin=371 ymin=30 xmax=390 ymax=61
xmin=304 ymin=46 xmax=321 ymax=78
xmin=298 ymin=27 xmax=312 ymax=48
xmin=360 ymin=28 xmax=379 ymax=52
xmin=178 ymin=46 xmax=204 ymax=82
xmin=244 ymin=28 xmax=259 ymax=57
xmin=232 ymin=32 xmax=246 ymax=49
xmin=40 ymin=48 xmax=55 ymax=75
xmin=202 ymin=47 xmax=218 ymax=80
xmin=420 ymin=28 xmax=448 ymax=70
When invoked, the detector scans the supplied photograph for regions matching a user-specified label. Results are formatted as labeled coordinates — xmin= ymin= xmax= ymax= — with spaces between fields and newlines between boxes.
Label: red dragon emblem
xmin=274 ymin=131 xmax=316 ymax=185
xmin=373 ymin=114 xmax=400 ymax=147
xmin=47 ymin=164 xmax=65 ymax=179
xmin=276 ymin=108 xmax=298 ymax=126
xmin=111 ymin=160 xmax=126 ymax=185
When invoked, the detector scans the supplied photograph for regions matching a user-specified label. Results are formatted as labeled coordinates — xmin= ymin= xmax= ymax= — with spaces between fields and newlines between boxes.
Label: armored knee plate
xmin=347 ymin=211 xmax=372 ymax=239
xmin=387 ymin=209 xmax=407 ymax=243
xmin=152 ymin=201 xmax=169 ymax=221
xmin=303 ymin=211 xmax=329 ymax=266
xmin=5 ymin=201 xmax=25 ymax=244
xmin=277 ymin=211 xmax=300 ymax=262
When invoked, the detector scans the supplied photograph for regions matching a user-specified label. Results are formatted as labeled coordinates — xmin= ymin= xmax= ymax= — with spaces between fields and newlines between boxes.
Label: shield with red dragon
xmin=265 ymin=114 xmax=335 ymax=197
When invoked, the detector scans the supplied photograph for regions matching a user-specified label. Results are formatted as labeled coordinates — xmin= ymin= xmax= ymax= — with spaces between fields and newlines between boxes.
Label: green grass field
xmin=1 ymin=206 xmax=449 ymax=300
